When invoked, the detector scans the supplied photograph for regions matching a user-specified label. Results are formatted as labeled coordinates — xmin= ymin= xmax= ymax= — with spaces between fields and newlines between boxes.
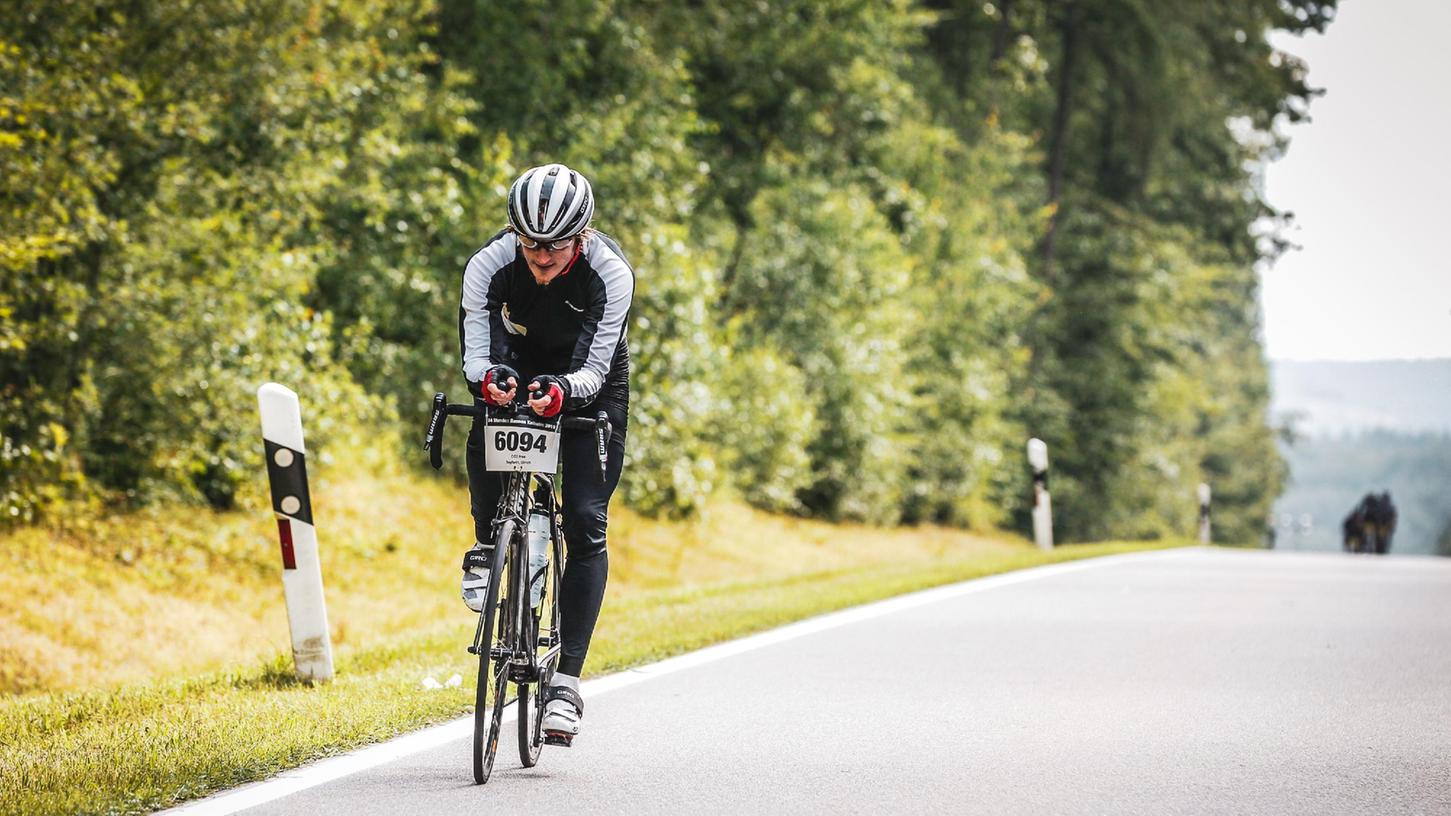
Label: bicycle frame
xmin=475 ymin=469 xmax=563 ymax=685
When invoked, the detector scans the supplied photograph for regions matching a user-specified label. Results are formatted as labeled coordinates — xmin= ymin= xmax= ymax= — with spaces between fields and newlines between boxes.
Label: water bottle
xmin=526 ymin=508 xmax=550 ymax=609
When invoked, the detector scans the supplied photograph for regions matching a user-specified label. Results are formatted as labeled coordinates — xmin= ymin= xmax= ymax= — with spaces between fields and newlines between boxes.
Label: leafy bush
xmin=709 ymin=347 xmax=816 ymax=514
xmin=616 ymin=227 xmax=722 ymax=517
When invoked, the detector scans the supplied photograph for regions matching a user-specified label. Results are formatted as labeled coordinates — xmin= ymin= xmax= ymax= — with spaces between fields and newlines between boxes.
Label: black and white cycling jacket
xmin=459 ymin=229 xmax=634 ymax=411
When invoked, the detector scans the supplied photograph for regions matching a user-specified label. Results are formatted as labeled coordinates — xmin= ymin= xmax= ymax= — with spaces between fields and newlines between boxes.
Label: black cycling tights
xmin=466 ymin=400 xmax=627 ymax=678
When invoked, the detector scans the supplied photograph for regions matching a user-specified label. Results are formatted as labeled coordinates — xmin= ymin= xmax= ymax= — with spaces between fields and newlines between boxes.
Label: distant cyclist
xmin=1368 ymin=491 xmax=1397 ymax=554
xmin=1341 ymin=503 xmax=1364 ymax=553
xmin=457 ymin=163 xmax=633 ymax=744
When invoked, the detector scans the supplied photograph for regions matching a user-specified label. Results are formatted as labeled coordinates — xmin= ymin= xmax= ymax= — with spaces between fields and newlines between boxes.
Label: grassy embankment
xmin=0 ymin=450 xmax=1187 ymax=815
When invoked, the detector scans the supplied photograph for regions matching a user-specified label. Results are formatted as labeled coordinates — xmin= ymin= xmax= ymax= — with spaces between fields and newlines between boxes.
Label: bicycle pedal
xmin=543 ymin=732 xmax=574 ymax=747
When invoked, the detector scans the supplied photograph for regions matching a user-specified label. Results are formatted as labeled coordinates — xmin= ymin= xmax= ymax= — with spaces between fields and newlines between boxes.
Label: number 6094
xmin=494 ymin=430 xmax=549 ymax=453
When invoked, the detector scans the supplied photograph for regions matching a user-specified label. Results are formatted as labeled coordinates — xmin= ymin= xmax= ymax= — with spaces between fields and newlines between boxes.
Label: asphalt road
xmin=194 ymin=548 xmax=1451 ymax=815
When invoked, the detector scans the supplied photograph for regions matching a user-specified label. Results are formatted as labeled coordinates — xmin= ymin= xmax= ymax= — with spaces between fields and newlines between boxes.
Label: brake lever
xmin=595 ymin=410 xmax=609 ymax=482
xmin=425 ymin=392 xmax=447 ymax=470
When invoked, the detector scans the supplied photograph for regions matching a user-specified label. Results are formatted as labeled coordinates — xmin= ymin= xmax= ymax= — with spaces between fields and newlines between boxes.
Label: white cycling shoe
xmin=460 ymin=542 xmax=492 ymax=613
xmin=542 ymin=674 xmax=583 ymax=746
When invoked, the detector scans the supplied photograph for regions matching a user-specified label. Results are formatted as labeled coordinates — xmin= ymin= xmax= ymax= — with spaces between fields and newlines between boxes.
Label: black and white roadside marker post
xmin=1197 ymin=482 xmax=1212 ymax=545
xmin=1027 ymin=438 xmax=1053 ymax=550
xmin=257 ymin=383 xmax=335 ymax=683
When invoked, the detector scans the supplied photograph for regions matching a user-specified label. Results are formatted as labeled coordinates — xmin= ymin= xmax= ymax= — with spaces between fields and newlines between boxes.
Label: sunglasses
xmin=514 ymin=231 xmax=578 ymax=252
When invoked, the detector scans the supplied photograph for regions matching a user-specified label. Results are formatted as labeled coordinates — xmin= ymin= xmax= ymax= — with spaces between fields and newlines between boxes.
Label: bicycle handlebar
xmin=424 ymin=392 xmax=613 ymax=481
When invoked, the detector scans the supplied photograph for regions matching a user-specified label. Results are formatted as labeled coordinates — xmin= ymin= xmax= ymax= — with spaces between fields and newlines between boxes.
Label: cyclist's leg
xmin=555 ymin=398 xmax=628 ymax=678
xmin=463 ymin=417 xmax=506 ymax=610
xmin=466 ymin=416 xmax=506 ymax=543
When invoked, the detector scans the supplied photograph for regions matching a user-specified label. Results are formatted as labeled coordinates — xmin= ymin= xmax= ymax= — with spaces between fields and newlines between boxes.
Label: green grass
xmin=0 ymin=457 xmax=1187 ymax=815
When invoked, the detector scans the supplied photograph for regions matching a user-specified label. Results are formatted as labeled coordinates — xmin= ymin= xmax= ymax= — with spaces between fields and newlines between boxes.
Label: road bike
xmin=424 ymin=392 xmax=611 ymax=784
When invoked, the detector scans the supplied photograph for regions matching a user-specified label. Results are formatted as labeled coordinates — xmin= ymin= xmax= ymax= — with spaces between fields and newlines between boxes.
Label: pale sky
xmin=1261 ymin=0 xmax=1451 ymax=361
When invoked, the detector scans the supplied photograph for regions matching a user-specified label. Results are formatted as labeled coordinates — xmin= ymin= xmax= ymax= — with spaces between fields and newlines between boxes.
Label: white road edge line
xmin=160 ymin=547 xmax=1198 ymax=815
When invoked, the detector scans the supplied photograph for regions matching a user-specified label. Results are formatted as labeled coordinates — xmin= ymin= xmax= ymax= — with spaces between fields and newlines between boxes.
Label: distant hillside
xmin=1270 ymin=359 xmax=1451 ymax=436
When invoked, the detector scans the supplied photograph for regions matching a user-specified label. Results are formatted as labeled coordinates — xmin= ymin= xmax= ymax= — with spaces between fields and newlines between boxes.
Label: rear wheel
xmin=472 ymin=519 xmax=513 ymax=785
xmin=517 ymin=654 xmax=543 ymax=767
xmin=518 ymin=530 xmax=553 ymax=766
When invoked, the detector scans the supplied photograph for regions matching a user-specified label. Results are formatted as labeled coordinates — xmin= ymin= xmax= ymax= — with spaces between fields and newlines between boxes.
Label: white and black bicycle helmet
xmin=506 ymin=163 xmax=595 ymax=241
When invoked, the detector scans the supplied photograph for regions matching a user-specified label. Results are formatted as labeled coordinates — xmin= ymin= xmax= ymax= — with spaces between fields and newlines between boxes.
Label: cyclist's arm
xmin=561 ymin=235 xmax=634 ymax=410
xmin=460 ymin=231 xmax=517 ymax=398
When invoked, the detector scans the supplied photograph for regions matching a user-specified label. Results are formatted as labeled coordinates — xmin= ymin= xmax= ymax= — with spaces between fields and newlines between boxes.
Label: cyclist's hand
xmin=527 ymin=375 xmax=568 ymax=418
xmin=482 ymin=364 xmax=520 ymax=406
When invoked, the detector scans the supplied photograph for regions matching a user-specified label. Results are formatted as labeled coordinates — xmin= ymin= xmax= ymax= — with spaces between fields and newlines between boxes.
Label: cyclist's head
xmin=506 ymin=163 xmax=594 ymax=243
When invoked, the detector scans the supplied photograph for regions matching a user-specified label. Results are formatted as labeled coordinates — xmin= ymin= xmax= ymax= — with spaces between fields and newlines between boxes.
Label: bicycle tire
xmin=480 ymin=646 xmax=509 ymax=783
xmin=517 ymin=524 xmax=554 ymax=767
xmin=472 ymin=518 xmax=513 ymax=785
xmin=516 ymin=614 xmax=543 ymax=766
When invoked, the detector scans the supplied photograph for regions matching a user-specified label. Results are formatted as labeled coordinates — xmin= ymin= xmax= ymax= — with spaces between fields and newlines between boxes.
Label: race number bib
xmin=483 ymin=416 xmax=561 ymax=473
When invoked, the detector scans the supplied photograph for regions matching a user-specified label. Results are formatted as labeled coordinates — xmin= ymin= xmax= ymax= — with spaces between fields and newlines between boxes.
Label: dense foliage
xmin=1 ymin=0 xmax=1334 ymax=542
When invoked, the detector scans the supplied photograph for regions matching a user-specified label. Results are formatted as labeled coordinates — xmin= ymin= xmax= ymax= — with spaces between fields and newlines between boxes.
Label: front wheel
xmin=472 ymin=519 xmax=513 ymax=785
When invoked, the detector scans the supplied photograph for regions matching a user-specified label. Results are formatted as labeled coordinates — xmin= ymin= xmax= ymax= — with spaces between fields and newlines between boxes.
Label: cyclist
xmin=457 ymin=163 xmax=632 ymax=744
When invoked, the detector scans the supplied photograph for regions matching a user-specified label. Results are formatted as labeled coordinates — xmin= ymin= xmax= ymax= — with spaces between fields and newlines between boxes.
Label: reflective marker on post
xmin=1197 ymin=482 xmax=1212 ymax=545
xmin=1027 ymin=438 xmax=1053 ymax=550
xmin=257 ymin=383 xmax=335 ymax=683
xmin=276 ymin=518 xmax=298 ymax=569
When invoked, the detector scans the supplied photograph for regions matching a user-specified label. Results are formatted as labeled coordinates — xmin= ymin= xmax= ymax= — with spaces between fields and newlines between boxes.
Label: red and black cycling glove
xmin=477 ymin=364 xmax=520 ymax=406
xmin=527 ymin=375 xmax=569 ymax=418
